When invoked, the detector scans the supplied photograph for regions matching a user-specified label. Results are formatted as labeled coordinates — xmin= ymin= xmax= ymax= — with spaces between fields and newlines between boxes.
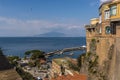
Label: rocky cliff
xmin=79 ymin=38 xmax=117 ymax=80
xmin=0 ymin=49 xmax=22 ymax=80
xmin=0 ymin=53 xmax=13 ymax=70
xmin=108 ymin=38 xmax=120 ymax=80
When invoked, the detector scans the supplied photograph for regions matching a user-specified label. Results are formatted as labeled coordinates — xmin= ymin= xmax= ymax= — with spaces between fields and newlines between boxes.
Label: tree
xmin=30 ymin=50 xmax=45 ymax=60
xmin=24 ymin=50 xmax=45 ymax=60
xmin=77 ymin=53 xmax=86 ymax=68
xmin=7 ymin=56 xmax=20 ymax=66
xmin=24 ymin=51 xmax=31 ymax=55
xmin=35 ymin=59 xmax=41 ymax=68
xmin=7 ymin=56 xmax=20 ymax=62
xmin=28 ymin=61 xmax=35 ymax=67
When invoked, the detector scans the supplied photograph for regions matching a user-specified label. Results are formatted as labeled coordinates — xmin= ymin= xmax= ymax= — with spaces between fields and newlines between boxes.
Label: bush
xmin=77 ymin=53 xmax=86 ymax=68
xmin=7 ymin=56 xmax=20 ymax=66
xmin=69 ymin=62 xmax=79 ymax=71
xmin=25 ymin=50 xmax=45 ymax=60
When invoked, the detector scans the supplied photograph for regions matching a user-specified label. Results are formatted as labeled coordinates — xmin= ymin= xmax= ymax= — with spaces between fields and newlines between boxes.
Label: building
xmin=50 ymin=58 xmax=68 ymax=78
xmin=50 ymin=57 xmax=84 ymax=79
xmin=50 ymin=58 xmax=87 ymax=80
xmin=85 ymin=0 xmax=120 ymax=80
xmin=51 ymin=73 xmax=87 ymax=80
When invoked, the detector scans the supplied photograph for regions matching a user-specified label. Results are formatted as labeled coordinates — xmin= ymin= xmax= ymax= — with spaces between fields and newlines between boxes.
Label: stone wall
xmin=85 ymin=35 xmax=115 ymax=80
xmin=116 ymin=23 xmax=120 ymax=37
xmin=51 ymin=61 xmax=61 ymax=78
xmin=109 ymin=38 xmax=120 ymax=80
xmin=96 ymin=37 xmax=114 ymax=66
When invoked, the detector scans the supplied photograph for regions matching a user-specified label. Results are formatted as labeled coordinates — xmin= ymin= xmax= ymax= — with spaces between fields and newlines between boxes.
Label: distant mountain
xmin=35 ymin=32 xmax=66 ymax=37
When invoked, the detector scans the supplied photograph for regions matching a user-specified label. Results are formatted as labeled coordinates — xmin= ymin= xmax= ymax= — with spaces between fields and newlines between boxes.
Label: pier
xmin=45 ymin=46 xmax=86 ymax=56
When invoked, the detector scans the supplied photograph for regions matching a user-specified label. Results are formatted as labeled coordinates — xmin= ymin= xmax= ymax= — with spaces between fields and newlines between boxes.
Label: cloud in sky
xmin=100 ymin=0 xmax=111 ymax=3
xmin=0 ymin=16 xmax=85 ymax=37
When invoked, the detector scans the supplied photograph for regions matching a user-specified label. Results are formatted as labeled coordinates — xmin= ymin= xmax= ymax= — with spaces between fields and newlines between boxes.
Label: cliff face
xmin=80 ymin=38 xmax=117 ymax=80
xmin=0 ymin=49 xmax=22 ymax=80
xmin=0 ymin=54 xmax=13 ymax=70
xmin=109 ymin=38 xmax=120 ymax=80
xmin=80 ymin=52 xmax=108 ymax=80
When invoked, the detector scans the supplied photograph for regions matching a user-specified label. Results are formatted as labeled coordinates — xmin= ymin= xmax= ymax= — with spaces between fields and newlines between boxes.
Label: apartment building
xmin=85 ymin=0 xmax=120 ymax=80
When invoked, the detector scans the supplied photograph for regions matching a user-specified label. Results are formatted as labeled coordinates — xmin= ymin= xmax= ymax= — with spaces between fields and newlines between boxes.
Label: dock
xmin=45 ymin=46 xmax=86 ymax=56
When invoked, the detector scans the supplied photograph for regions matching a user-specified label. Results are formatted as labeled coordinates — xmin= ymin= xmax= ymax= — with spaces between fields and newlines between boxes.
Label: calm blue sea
xmin=0 ymin=37 xmax=86 ymax=58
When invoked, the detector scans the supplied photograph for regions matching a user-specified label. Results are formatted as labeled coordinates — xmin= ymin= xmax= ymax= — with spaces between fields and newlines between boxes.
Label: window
xmin=99 ymin=26 xmax=102 ymax=34
xmin=111 ymin=23 xmax=116 ymax=34
xmin=105 ymin=10 xmax=110 ymax=20
xmin=99 ymin=14 xmax=102 ymax=23
xmin=105 ymin=26 xmax=111 ymax=34
xmin=110 ymin=5 xmax=117 ymax=16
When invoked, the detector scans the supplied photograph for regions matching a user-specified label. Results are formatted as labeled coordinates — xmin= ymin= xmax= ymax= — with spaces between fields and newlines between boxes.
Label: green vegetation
xmin=16 ymin=67 xmax=34 ymax=80
xmin=77 ymin=52 xmax=99 ymax=74
xmin=108 ymin=44 xmax=114 ymax=60
xmin=6 ymin=49 xmax=46 ymax=80
xmin=24 ymin=50 xmax=45 ymax=60
xmin=7 ymin=56 xmax=20 ymax=61
xmin=24 ymin=51 xmax=31 ymax=56
xmin=90 ymin=38 xmax=96 ymax=52
xmin=86 ymin=52 xmax=98 ymax=74
xmin=91 ymin=38 xmax=96 ymax=43
xmin=24 ymin=50 xmax=46 ymax=68
xmin=7 ymin=56 xmax=20 ymax=66
xmin=77 ymin=53 xmax=86 ymax=68
xmin=69 ymin=61 xmax=79 ymax=71
xmin=31 ymin=51 xmax=45 ymax=60
xmin=53 ymin=58 xmax=67 ymax=66
xmin=88 ymin=54 xmax=98 ymax=74
xmin=35 ymin=59 xmax=41 ymax=68
xmin=28 ymin=61 xmax=35 ymax=67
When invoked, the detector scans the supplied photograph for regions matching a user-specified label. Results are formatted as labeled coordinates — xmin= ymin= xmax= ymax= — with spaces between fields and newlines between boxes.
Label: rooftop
xmin=53 ymin=58 xmax=69 ymax=66
xmin=99 ymin=0 xmax=112 ymax=9
xmin=85 ymin=25 xmax=96 ymax=29
xmin=51 ymin=73 xmax=87 ymax=80
xmin=53 ymin=57 xmax=77 ymax=66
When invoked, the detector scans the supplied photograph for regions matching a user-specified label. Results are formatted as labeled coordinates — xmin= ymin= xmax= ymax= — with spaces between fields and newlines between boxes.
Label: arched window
xmin=105 ymin=26 xmax=111 ymax=34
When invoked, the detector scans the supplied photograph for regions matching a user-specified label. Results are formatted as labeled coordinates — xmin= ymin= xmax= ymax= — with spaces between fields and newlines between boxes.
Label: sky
xmin=0 ymin=0 xmax=101 ymax=37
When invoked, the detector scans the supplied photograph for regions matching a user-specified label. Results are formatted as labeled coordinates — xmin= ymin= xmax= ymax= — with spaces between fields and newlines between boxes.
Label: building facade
xmin=85 ymin=0 xmax=120 ymax=80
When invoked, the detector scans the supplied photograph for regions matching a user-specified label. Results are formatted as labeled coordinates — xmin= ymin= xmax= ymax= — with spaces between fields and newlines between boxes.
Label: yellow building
xmin=85 ymin=0 xmax=120 ymax=80
xmin=90 ymin=18 xmax=99 ymax=25
xmin=86 ymin=0 xmax=120 ymax=51
xmin=109 ymin=0 xmax=120 ymax=20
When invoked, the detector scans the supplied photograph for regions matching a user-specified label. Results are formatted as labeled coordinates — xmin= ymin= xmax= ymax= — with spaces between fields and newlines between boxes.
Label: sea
xmin=0 ymin=37 xmax=86 ymax=59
